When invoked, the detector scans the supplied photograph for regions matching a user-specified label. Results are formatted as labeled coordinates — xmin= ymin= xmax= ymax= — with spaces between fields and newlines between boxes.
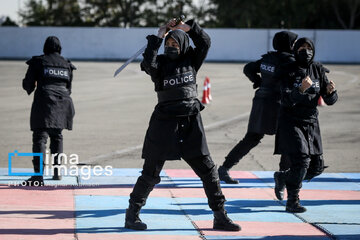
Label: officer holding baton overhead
xmin=125 ymin=17 xmax=240 ymax=232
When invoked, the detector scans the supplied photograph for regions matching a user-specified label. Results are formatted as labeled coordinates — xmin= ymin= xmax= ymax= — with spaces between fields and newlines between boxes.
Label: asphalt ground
xmin=1 ymin=60 xmax=359 ymax=172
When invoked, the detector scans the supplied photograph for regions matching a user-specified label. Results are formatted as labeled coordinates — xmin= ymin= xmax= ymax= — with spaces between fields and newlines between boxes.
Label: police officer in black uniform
xmin=22 ymin=36 xmax=76 ymax=186
xmin=218 ymin=31 xmax=298 ymax=184
xmin=274 ymin=37 xmax=338 ymax=212
xmin=125 ymin=19 xmax=240 ymax=232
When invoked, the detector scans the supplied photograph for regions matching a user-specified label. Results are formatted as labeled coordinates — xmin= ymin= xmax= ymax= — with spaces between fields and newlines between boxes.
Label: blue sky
xmin=0 ymin=0 xmax=25 ymax=23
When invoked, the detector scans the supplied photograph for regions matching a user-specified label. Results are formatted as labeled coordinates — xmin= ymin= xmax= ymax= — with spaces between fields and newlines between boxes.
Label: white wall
xmin=0 ymin=26 xmax=360 ymax=63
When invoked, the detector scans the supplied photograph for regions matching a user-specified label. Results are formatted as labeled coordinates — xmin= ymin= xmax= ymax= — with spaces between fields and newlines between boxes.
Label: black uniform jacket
xmin=23 ymin=53 xmax=76 ymax=130
xmin=244 ymin=51 xmax=295 ymax=135
xmin=141 ymin=20 xmax=211 ymax=160
xmin=275 ymin=61 xmax=338 ymax=155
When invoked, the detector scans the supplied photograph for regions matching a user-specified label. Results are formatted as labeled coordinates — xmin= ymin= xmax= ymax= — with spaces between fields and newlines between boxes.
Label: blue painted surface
xmin=78 ymin=176 xmax=141 ymax=185
xmin=0 ymin=175 xmax=29 ymax=185
xmin=0 ymin=168 xmax=34 ymax=175
xmin=2 ymin=168 xmax=360 ymax=239
xmin=300 ymin=201 xmax=360 ymax=224
xmin=43 ymin=176 xmax=78 ymax=185
xmin=206 ymin=237 xmax=330 ymax=240
xmin=318 ymin=224 xmax=360 ymax=240
xmin=339 ymin=173 xmax=360 ymax=186
xmin=174 ymin=197 xmax=303 ymax=223
xmin=0 ymin=175 xmax=77 ymax=185
xmin=75 ymin=195 xmax=199 ymax=235
xmin=162 ymin=177 xmax=271 ymax=188
xmin=78 ymin=168 xmax=168 ymax=177
xmin=252 ymin=171 xmax=360 ymax=190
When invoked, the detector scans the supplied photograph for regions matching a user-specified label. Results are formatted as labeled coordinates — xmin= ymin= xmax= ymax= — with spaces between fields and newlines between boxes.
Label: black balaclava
xmin=272 ymin=31 xmax=298 ymax=53
xmin=164 ymin=29 xmax=190 ymax=60
xmin=43 ymin=36 xmax=62 ymax=55
xmin=294 ymin=37 xmax=315 ymax=67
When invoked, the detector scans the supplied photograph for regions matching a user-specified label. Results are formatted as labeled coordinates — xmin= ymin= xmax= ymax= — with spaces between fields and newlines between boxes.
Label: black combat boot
xmin=52 ymin=157 xmax=62 ymax=180
xmin=286 ymin=190 xmax=307 ymax=213
xmin=274 ymin=171 xmax=286 ymax=200
xmin=22 ymin=159 xmax=44 ymax=186
xmin=213 ymin=209 xmax=241 ymax=231
xmin=52 ymin=168 xmax=62 ymax=180
xmin=125 ymin=204 xmax=147 ymax=230
xmin=218 ymin=166 xmax=239 ymax=184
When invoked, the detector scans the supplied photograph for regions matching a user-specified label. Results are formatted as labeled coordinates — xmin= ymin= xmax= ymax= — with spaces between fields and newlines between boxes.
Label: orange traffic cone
xmin=206 ymin=77 xmax=212 ymax=101
xmin=201 ymin=77 xmax=210 ymax=104
xmin=318 ymin=96 xmax=325 ymax=106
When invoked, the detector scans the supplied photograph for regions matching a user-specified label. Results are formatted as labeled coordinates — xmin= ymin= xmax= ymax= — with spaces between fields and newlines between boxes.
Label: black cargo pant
xmin=284 ymin=154 xmax=324 ymax=194
xmin=129 ymin=155 xmax=225 ymax=211
xmin=32 ymin=128 xmax=63 ymax=173
xmin=283 ymin=154 xmax=311 ymax=200
xmin=223 ymin=132 xmax=291 ymax=170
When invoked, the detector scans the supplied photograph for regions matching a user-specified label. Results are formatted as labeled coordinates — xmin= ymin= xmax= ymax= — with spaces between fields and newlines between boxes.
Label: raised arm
xmin=169 ymin=19 xmax=210 ymax=72
xmin=187 ymin=20 xmax=211 ymax=72
xmin=140 ymin=35 xmax=163 ymax=78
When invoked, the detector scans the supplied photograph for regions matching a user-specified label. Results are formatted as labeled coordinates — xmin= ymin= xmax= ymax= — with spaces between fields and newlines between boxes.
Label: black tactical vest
xmin=37 ymin=53 xmax=72 ymax=88
xmin=156 ymin=63 xmax=198 ymax=103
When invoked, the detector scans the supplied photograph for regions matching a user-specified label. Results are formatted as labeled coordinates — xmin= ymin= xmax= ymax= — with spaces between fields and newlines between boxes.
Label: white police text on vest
xmin=163 ymin=72 xmax=194 ymax=88
xmin=260 ymin=63 xmax=275 ymax=73
xmin=44 ymin=67 xmax=69 ymax=79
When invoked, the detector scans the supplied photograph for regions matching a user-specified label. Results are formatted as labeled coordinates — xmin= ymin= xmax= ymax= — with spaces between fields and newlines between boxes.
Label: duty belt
xmin=157 ymin=84 xmax=198 ymax=103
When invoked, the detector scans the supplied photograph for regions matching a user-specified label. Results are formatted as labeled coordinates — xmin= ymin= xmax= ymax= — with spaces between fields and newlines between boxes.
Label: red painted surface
xmin=299 ymin=189 xmax=360 ymax=200
xmin=195 ymin=220 xmax=328 ymax=237
xmin=0 ymin=169 xmax=357 ymax=240
xmin=0 ymin=186 xmax=74 ymax=209
xmin=0 ymin=217 xmax=75 ymax=240
xmin=0 ymin=185 xmax=75 ymax=240
xmin=77 ymin=233 xmax=202 ymax=240
xmin=74 ymin=186 xmax=173 ymax=197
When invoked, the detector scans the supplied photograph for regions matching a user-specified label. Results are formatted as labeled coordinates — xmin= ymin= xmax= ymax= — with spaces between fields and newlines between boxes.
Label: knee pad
xmin=139 ymin=173 xmax=161 ymax=187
